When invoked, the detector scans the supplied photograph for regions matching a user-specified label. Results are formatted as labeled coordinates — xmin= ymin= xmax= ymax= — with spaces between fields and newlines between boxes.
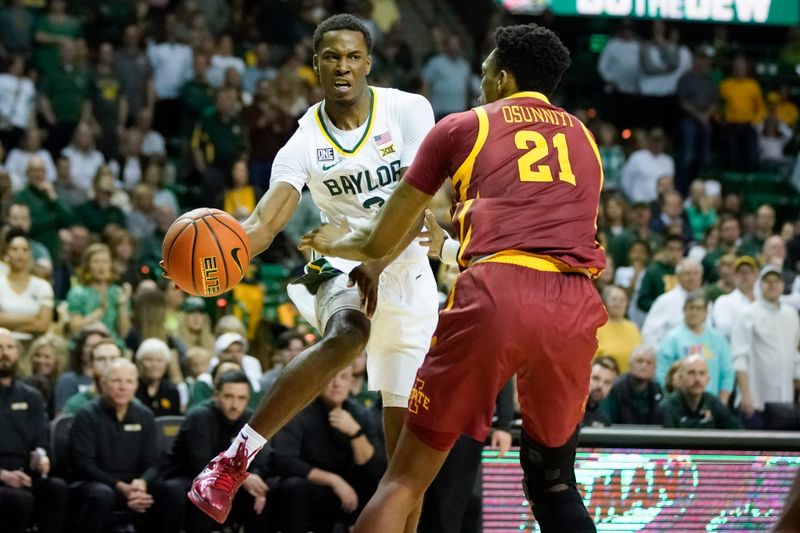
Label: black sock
xmin=532 ymin=485 xmax=596 ymax=533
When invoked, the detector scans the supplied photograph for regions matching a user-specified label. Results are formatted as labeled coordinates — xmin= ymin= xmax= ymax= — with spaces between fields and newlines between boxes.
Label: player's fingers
xmin=366 ymin=287 xmax=378 ymax=319
xmin=423 ymin=210 xmax=437 ymax=230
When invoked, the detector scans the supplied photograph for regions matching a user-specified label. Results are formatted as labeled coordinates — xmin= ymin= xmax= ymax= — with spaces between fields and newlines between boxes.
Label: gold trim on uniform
xmin=314 ymin=87 xmax=378 ymax=157
xmin=451 ymin=107 xmax=489 ymax=201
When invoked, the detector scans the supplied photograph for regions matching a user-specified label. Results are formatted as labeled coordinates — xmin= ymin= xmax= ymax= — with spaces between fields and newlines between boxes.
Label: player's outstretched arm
xmin=300 ymin=180 xmax=431 ymax=261
xmin=243 ymin=182 xmax=301 ymax=256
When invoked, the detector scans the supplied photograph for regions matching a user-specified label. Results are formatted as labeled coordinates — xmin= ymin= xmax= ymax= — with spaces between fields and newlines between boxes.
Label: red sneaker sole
xmin=187 ymin=487 xmax=229 ymax=524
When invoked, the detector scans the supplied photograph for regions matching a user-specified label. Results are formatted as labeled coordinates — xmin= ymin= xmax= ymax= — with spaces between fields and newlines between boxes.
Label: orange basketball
xmin=162 ymin=208 xmax=251 ymax=297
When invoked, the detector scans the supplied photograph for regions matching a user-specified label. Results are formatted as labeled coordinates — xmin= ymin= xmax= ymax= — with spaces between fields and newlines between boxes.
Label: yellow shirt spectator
xmin=597 ymin=285 xmax=642 ymax=373
xmin=719 ymin=77 xmax=766 ymax=124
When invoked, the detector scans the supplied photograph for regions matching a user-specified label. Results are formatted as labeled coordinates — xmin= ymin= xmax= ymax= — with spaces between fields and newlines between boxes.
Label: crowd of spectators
xmin=0 ymin=0 xmax=799 ymax=531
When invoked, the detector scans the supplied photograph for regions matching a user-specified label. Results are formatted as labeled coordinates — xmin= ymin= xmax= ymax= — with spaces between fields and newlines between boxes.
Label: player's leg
xmin=353 ymin=425 xmax=454 ymax=532
xmin=382 ymin=402 xmax=422 ymax=533
xmin=516 ymin=270 xmax=606 ymax=532
xmin=188 ymin=307 xmax=370 ymax=523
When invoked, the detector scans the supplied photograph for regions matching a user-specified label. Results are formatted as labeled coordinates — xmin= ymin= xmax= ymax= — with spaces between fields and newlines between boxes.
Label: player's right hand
xmin=332 ymin=477 xmax=359 ymax=513
xmin=348 ymin=262 xmax=383 ymax=319
xmin=419 ymin=209 xmax=446 ymax=259
xmin=158 ymin=260 xmax=171 ymax=280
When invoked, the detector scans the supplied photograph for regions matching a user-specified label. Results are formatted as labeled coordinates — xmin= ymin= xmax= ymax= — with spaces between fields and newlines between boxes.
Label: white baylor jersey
xmin=271 ymin=86 xmax=435 ymax=273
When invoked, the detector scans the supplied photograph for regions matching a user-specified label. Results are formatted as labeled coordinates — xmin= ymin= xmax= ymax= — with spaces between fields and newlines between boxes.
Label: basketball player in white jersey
xmin=182 ymin=14 xmax=438 ymax=530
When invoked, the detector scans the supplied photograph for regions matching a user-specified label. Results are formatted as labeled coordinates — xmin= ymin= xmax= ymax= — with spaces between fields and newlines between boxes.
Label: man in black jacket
xmin=0 ymin=328 xmax=68 ymax=533
xmin=157 ymin=370 xmax=272 ymax=533
xmin=582 ymin=356 xmax=619 ymax=427
xmin=270 ymin=365 xmax=386 ymax=532
xmin=601 ymin=345 xmax=664 ymax=425
xmin=68 ymin=358 xmax=174 ymax=533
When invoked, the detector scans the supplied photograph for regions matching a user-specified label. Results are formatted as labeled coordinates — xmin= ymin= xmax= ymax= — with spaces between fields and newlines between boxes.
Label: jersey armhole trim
xmin=314 ymin=87 xmax=377 ymax=157
xmin=451 ymin=107 xmax=489 ymax=201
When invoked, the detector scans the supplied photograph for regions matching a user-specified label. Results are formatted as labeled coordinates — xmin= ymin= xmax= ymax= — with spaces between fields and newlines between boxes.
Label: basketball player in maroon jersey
xmin=301 ymin=24 xmax=607 ymax=532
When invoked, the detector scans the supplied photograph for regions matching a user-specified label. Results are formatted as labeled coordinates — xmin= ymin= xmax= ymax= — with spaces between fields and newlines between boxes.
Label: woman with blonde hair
xmin=66 ymin=242 xmax=131 ymax=339
xmin=176 ymin=296 xmax=215 ymax=354
xmin=22 ymin=333 xmax=68 ymax=416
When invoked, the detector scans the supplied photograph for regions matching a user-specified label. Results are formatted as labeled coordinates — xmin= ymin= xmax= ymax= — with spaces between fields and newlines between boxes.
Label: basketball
xmin=162 ymin=208 xmax=251 ymax=297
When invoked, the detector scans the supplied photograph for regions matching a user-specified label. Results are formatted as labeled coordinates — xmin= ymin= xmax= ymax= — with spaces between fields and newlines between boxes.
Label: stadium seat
xmin=49 ymin=413 xmax=75 ymax=477
xmin=154 ymin=415 xmax=184 ymax=458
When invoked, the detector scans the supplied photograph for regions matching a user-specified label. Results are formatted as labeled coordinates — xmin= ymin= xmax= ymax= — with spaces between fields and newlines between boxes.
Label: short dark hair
xmin=592 ymin=355 xmax=620 ymax=375
xmin=276 ymin=330 xmax=305 ymax=351
xmin=4 ymin=226 xmax=29 ymax=244
xmin=215 ymin=370 xmax=250 ymax=392
xmin=494 ymin=24 xmax=570 ymax=96
xmin=313 ymin=14 xmax=373 ymax=53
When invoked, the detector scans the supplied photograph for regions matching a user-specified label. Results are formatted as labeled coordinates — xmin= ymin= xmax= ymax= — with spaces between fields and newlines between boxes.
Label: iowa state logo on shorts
xmin=200 ymin=256 xmax=220 ymax=295
xmin=408 ymin=378 xmax=431 ymax=414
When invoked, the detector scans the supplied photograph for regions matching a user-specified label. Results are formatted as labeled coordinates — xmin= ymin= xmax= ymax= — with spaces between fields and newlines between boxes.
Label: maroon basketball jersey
xmin=404 ymin=91 xmax=605 ymax=274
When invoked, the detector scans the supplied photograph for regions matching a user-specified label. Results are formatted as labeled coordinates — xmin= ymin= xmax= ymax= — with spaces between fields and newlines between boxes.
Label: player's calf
xmin=520 ymin=429 xmax=596 ymax=532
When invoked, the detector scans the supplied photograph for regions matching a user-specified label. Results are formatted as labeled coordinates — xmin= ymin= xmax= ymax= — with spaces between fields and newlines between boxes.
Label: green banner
xmin=550 ymin=0 xmax=799 ymax=25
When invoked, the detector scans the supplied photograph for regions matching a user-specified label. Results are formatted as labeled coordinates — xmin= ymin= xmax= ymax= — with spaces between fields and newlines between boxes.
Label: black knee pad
xmin=519 ymin=428 xmax=579 ymax=498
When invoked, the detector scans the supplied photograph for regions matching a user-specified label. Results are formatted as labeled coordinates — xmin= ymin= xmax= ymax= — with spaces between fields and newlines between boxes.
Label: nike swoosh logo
xmin=322 ymin=161 xmax=340 ymax=171
xmin=416 ymin=274 xmax=422 ymax=280
xmin=231 ymin=247 xmax=245 ymax=275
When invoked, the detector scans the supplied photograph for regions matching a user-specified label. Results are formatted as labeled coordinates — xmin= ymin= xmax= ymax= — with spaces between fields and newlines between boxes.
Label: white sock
xmin=224 ymin=424 xmax=267 ymax=467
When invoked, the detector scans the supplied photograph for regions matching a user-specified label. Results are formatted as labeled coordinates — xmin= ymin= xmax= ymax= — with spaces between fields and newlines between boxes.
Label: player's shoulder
xmin=374 ymin=86 xmax=432 ymax=114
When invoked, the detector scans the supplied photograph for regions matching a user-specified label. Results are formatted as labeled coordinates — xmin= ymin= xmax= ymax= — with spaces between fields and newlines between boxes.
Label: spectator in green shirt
xmin=74 ymin=166 xmax=127 ymax=235
xmin=181 ymin=53 xmax=215 ymax=138
xmin=61 ymin=338 xmax=120 ymax=414
xmin=702 ymin=214 xmax=741 ymax=283
xmin=739 ymin=204 xmax=775 ymax=258
xmin=67 ymin=243 xmax=132 ymax=340
xmin=655 ymin=354 xmax=741 ymax=429
xmin=12 ymin=155 xmax=73 ymax=258
xmin=33 ymin=0 xmax=82 ymax=74
xmin=637 ymin=234 xmax=684 ymax=313
xmin=39 ymin=39 xmax=89 ymax=155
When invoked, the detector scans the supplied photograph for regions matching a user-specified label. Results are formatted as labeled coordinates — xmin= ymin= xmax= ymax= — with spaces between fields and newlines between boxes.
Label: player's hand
xmin=298 ymin=221 xmax=351 ymax=256
xmin=242 ymin=473 xmax=269 ymax=499
xmin=490 ymin=430 xmax=513 ymax=458
xmin=329 ymin=407 xmax=361 ymax=437
xmin=158 ymin=260 xmax=171 ymax=280
xmin=331 ymin=477 xmax=359 ymax=513
xmin=0 ymin=468 xmax=32 ymax=488
xmin=347 ymin=262 xmax=384 ymax=319
xmin=418 ymin=209 xmax=447 ymax=259
xmin=254 ymin=495 xmax=267 ymax=515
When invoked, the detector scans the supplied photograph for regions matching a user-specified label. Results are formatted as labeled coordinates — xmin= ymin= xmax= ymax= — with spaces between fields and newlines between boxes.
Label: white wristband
xmin=440 ymin=238 xmax=461 ymax=266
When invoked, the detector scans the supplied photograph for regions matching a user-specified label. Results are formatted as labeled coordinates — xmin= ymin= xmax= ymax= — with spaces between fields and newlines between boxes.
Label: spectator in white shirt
xmin=0 ymin=55 xmax=36 ymax=150
xmin=621 ymin=128 xmax=675 ymax=203
xmin=711 ymin=255 xmax=758 ymax=340
xmin=638 ymin=23 xmax=692 ymax=129
xmin=207 ymin=35 xmax=245 ymax=89
xmin=641 ymin=258 xmax=703 ymax=349
xmin=60 ymin=123 xmax=104 ymax=191
xmin=134 ymin=108 xmax=165 ymax=159
xmin=732 ymin=265 xmax=800 ymax=429
xmin=597 ymin=19 xmax=640 ymax=129
xmin=4 ymin=127 xmax=56 ymax=191
xmin=758 ymin=113 xmax=792 ymax=165
xmin=146 ymin=13 xmax=193 ymax=138
xmin=210 ymin=332 xmax=262 ymax=394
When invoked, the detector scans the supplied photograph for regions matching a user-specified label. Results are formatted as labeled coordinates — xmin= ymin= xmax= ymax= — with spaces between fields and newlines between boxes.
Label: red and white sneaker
xmin=188 ymin=440 xmax=251 ymax=524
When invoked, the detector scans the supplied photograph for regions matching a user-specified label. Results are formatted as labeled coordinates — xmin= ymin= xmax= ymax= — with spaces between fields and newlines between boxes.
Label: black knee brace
xmin=520 ymin=428 xmax=595 ymax=532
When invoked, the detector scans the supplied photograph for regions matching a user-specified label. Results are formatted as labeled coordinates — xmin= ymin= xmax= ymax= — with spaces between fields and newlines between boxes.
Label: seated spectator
xmin=271 ymin=366 xmax=386 ymax=532
xmin=21 ymin=333 xmax=67 ymax=417
xmin=655 ymin=355 xmax=741 ymax=429
xmin=628 ymin=201 xmax=665 ymax=258
xmin=656 ymin=292 xmax=734 ymax=403
xmin=711 ymin=255 xmax=758 ymax=340
xmin=60 ymin=123 xmax=105 ymax=191
xmin=135 ymin=108 xmax=165 ymax=160
xmin=760 ymin=235 xmax=797 ymax=292
xmin=61 ymin=338 xmax=120 ymax=414
xmin=732 ymin=265 xmax=800 ymax=429
xmin=582 ymin=356 xmax=619 ymax=427
xmin=52 ymin=155 xmax=85 ymax=208
xmin=157 ymin=370 xmax=272 ymax=533
xmin=53 ymin=323 xmax=108 ymax=412
xmin=684 ymin=180 xmax=718 ymax=244
xmin=211 ymin=331 xmax=262 ymax=393
xmin=68 ymin=358 xmax=174 ymax=533
xmin=260 ymin=330 xmax=306 ymax=393
xmin=5 ymin=128 xmax=56 ymax=192
xmin=596 ymin=122 xmax=625 ymax=192
xmin=703 ymin=252 xmax=735 ymax=302
xmin=0 ymin=230 xmax=54 ymax=340
xmin=614 ymin=239 xmax=651 ymax=327
xmin=758 ymin=112 xmax=792 ymax=165
xmin=223 ymin=159 xmax=258 ymax=221
xmin=107 ymin=229 xmax=140 ymax=287
xmin=176 ymin=296 xmax=215 ymax=354
xmin=6 ymin=202 xmax=53 ymax=276
xmin=601 ymin=193 xmax=634 ymax=268
xmin=0 ymin=328 xmax=68 ymax=533
xmin=74 ymin=166 xmax=127 ymax=235
xmin=207 ymin=34 xmax=246 ymax=88
xmin=242 ymin=42 xmax=277 ymax=95
xmin=67 ymin=243 xmax=132 ymax=340
xmin=595 ymin=286 xmax=641 ymax=373
xmin=13 ymin=155 xmax=73 ymax=260
xmin=141 ymin=161 xmax=179 ymax=214
xmin=739 ymin=204 xmax=775 ymax=258
xmin=620 ymin=128 xmax=674 ymax=204
xmin=642 ymin=258 xmax=703 ymax=349
xmin=601 ymin=345 xmax=664 ymax=425
xmin=702 ymin=215 xmax=741 ymax=284
xmin=649 ymin=191 xmax=692 ymax=243
xmin=636 ymin=234 xmax=683 ymax=313
xmin=108 ymin=128 xmax=145 ymax=190
xmin=688 ymin=224 xmax=718 ymax=263
xmin=134 ymin=338 xmax=180 ymax=417
xmin=177 ymin=346 xmax=212 ymax=412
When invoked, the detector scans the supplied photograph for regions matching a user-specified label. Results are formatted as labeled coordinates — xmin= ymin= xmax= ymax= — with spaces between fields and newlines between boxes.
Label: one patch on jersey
xmin=373 ymin=131 xmax=392 ymax=146
xmin=316 ymin=148 xmax=335 ymax=162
